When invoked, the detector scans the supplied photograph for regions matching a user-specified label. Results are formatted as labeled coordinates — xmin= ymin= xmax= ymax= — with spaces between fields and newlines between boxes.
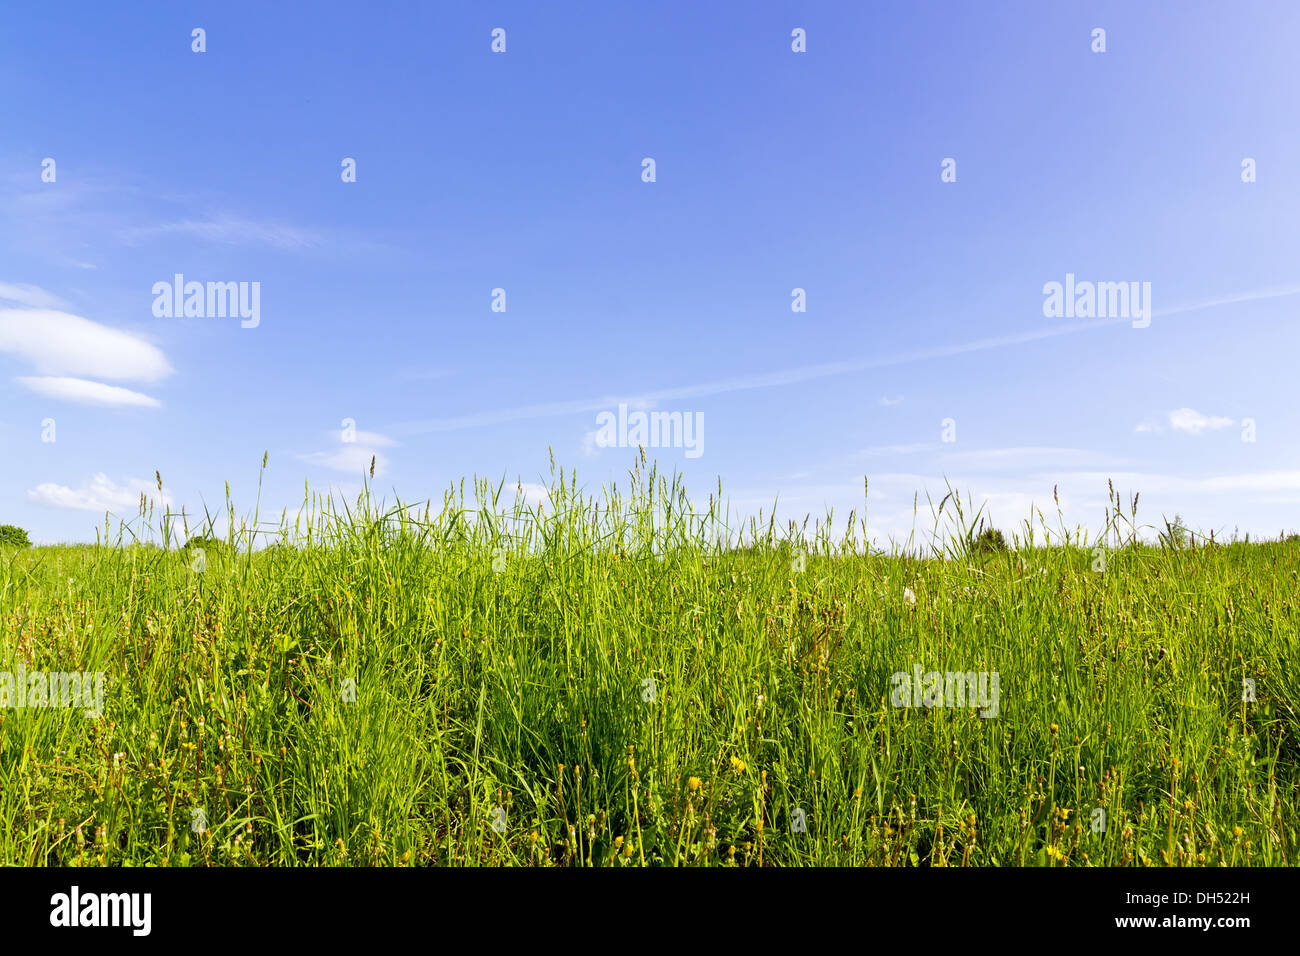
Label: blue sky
xmin=2 ymin=0 xmax=1298 ymax=547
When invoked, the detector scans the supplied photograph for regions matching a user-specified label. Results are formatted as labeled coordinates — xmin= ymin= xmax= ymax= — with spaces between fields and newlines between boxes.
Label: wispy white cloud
xmin=119 ymin=215 xmax=322 ymax=251
xmin=1035 ymin=470 xmax=1300 ymax=495
xmin=27 ymin=473 xmax=172 ymax=512
xmin=943 ymin=447 xmax=1130 ymax=470
xmin=855 ymin=443 xmax=934 ymax=458
xmin=0 ymin=282 xmax=66 ymax=309
xmin=1168 ymin=408 xmax=1234 ymax=435
xmin=850 ymin=445 xmax=1126 ymax=472
xmin=516 ymin=483 xmax=550 ymax=507
xmin=338 ymin=429 xmax=397 ymax=448
xmin=879 ymin=395 xmax=904 ymax=406
xmin=302 ymin=428 xmax=393 ymax=477
xmin=0 ymin=308 xmax=172 ymax=383
xmin=301 ymin=445 xmax=390 ymax=477
xmin=17 ymin=376 xmax=160 ymax=407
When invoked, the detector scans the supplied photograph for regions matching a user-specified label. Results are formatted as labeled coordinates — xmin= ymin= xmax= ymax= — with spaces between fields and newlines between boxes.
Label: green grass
xmin=0 ymin=458 xmax=1295 ymax=866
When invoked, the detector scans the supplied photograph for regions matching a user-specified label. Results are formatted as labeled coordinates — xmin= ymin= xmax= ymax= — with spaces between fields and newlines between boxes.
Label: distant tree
xmin=1160 ymin=514 xmax=1190 ymax=550
xmin=973 ymin=526 xmax=1008 ymax=555
xmin=183 ymin=534 xmax=227 ymax=553
xmin=0 ymin=525 xmax=32 ymax=548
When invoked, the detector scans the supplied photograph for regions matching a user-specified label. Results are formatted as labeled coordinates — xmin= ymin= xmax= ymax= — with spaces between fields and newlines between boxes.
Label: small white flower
xmin=903 ymin=587 xmax=917 ymax=607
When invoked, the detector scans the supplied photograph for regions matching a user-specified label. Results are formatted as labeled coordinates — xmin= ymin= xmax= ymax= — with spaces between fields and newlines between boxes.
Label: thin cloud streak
xmin=387 ymin=285 xmax=1300 ymax=436
xmin=17 ymin=376 xmax=160 ymax=408
xmin=119 ymin=215 xmax=323 ymax=251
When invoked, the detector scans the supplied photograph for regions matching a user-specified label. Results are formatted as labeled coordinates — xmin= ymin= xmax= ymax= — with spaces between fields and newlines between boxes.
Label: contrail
xmin=386 ymin=284 xmax=1300 ymax=436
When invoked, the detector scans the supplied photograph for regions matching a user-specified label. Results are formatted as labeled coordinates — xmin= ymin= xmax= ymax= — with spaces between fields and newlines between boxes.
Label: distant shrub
xmin=183 ymin=534 xmax=227 ymax=554
xmin=973 ymin=526 xmax=1009 ymax=555
xmin=1159 ymin=514 xmax=1190 ymax=550
xmin=0 ymin=525 xmax=32 ymax=548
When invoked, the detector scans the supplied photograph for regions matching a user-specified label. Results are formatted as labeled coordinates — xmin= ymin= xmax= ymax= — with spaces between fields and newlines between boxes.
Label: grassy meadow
xmin=0 ymin=458 xmax=1296 ymax=867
